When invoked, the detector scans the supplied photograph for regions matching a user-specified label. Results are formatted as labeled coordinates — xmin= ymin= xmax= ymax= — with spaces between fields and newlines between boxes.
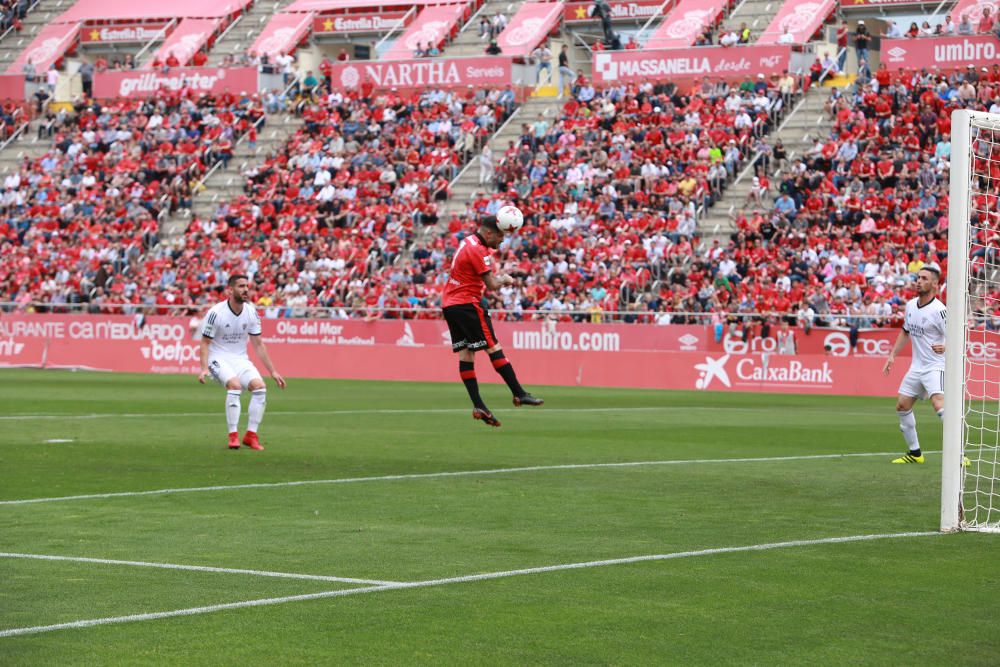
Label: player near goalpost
xmin=882 ymin=265 xmax=946 ymax=463
xmin=198 ymin=274 xmax=286 ymax=450
xmin=442 ymin=215 xmax=543 ymax=427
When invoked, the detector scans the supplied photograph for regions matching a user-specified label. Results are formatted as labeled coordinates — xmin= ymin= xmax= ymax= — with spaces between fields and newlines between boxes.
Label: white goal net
xmin=943 ymin=110 xmax=1000 ymax=533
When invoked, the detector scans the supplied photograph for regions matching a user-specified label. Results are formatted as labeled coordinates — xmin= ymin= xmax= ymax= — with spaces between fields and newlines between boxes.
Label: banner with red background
xmin=564 ymin=0 xmax=665 ymax=22
xmin=313 ymin=12 xmax=410 ymax=33
xmin=92 ymin=66 xmax=258 ymax=98
xmin=592 ymin=45 xmax=791 ymax=86
xmin=881 ymin=36 xmax=1000 ymax=72
xmin=3 ymin=314 xmax=997 ymax=398
xmin=80 ymin=22 xmax=172 ymax=43
xmin=327 ymin=56 xmax=511 ymax=91
xmin=0 ymin=74 xmax=24 ymax=100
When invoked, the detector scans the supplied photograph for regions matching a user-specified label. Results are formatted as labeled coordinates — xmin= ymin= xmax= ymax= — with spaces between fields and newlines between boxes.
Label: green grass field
xmin=1 ymin=369 xmax=998 ymax=665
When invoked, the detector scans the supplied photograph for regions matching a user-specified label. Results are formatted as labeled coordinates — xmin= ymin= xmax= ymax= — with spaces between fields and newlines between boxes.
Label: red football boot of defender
xmin=242 ymin=431 xmax=264 ymax=451
xmin=228 ymin=432 xmax=240 ymax=450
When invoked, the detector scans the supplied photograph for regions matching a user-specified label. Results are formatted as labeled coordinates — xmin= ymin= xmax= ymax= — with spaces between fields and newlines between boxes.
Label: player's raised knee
xmin=248 ymin=378 xmax=266 ymax=392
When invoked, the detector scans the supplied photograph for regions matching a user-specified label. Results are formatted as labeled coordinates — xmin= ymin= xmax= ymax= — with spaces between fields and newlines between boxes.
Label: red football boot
xmin=242 ymin=431 xmax=264 ymax=451
xmin=228 ymin=432 xmax=240 ymax=450
xmin=472 ymin=407 xmax=501 ymax=428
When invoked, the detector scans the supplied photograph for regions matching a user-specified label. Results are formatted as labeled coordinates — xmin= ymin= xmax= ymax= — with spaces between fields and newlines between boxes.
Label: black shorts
xmin=443 ymin=303 xmax=498 ymax=352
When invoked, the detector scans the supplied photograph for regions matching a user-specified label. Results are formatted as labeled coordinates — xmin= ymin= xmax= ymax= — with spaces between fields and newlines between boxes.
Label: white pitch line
xmin=0 ymin=405 xmax=887 ymax=421
xmin=0 ymin=531 xmax=940 ymax=639
xmin=0 ymin=451 xmax=931 ymax=507
xmin=0 ymin=552 xmax=399 ymax=586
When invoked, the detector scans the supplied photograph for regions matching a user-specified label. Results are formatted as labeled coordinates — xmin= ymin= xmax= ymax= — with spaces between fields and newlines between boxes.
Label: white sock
xmin=226 ymin=390 xmax=241 ymax=434
xmin=247 ymin=389 xmax=266 ymax=432
xmin=898 ymin=409 xmax=920 ymax=452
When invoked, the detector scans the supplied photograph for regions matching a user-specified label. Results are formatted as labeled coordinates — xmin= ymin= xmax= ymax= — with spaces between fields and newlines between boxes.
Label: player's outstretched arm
xmin=198 ymin=336 xmax=212 ymax=384
xmin=251 ymin=336 xmax=286 ymax=389
xmin=883 ymin=329 xmax=910 ymax=376
xmin=482 ymin=271 xmax=514 ymax=292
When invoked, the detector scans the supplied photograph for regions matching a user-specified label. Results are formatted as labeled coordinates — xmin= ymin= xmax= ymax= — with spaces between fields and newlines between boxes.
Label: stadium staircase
xmin=700 ymin=83 xmax=828 ymax=235
xmin=442 ymin=0 xmax=521 ymax=58
xmin=0 ymin=0 xmax=73 ymax=69
xmin=442 ymin=93 xmax=562 ymax=217
xmin=184 ymin=112 xmax=305 ymax=225
xmin=717 ymin=0 xmax=780 ymax=35
xmin=207 ymin=0 xmax=295 ymax=66
xmin=0 ymin=122 xmax=52 ymax=176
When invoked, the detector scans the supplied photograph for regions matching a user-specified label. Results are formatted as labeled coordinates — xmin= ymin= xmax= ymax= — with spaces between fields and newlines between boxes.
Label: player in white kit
xmin=198 ymin=274 xmax=286 ymax=450
xmin=882 ymin=265 xmax=945 ymax=463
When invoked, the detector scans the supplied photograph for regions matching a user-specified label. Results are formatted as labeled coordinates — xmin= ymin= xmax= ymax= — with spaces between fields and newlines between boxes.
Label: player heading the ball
xmin=198 ymin=274 xmax=286 ymax=450
xmin=442 ymin=212 xmax=542 ymax=427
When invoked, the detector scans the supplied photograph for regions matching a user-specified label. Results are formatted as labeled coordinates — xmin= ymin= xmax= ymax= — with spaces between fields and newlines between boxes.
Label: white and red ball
xmin=496 ymin=205 xmax=524 ymax=233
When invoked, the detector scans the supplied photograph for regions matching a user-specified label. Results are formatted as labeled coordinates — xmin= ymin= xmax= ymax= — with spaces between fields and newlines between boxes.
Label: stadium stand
xmin=0 ymin=0 xmax=996 ymax=333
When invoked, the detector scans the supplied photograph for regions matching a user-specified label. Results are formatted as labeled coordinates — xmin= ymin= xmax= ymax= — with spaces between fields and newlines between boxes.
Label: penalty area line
xmin=0 ymin=405 xmax=887 ymax=421
xmin=0 ymin=451 xmax=937 ymax=506
xmin=0 ymin=552 xmax=399 ymax=586
xmin=0 ymin=531 xmax=940 ymax=639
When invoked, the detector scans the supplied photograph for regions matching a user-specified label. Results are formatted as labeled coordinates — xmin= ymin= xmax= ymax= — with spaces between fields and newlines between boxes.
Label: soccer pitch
xmin=1 ymin=370 xmax=998 ymax=664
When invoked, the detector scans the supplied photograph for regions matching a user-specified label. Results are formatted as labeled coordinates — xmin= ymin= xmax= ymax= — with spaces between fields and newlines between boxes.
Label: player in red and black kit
xmin=442 ymin=215 xmax=543 ymax=427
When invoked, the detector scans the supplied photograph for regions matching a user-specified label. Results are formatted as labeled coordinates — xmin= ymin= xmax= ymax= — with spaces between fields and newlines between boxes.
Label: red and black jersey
xmin=442 ymin=233 xmax=494 ymax=307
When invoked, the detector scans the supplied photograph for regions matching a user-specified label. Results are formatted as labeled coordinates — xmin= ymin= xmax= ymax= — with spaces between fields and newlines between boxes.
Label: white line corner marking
xmin=0 ymin=531 xmax=939 ymax=639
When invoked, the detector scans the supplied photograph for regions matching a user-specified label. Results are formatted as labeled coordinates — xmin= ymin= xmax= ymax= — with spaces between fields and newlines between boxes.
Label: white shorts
xmin=898 ymin=368 xmax=945 ymax=399
xmin=208 ymin=355 xmax=262 ymax=390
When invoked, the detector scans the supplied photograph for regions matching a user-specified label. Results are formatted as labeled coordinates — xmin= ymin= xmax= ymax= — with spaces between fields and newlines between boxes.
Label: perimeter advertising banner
xmin=592 ymin=45 xmax=791 ymax=86
xmin=3 ymin=314 xmax=996 ymax=397
xmin=92 ymin=67 xmax=259 ymax=98
xmin=564 ymin=0 xmax=665 ymax=22
xmin=327 ymin=56 xmax=511 ymax=91
xmin=312 ymin=12 xmax=410 ymax=33
xmin=80 ymin=22 xmax=171 ymax=43
xmin=841 ymin=0 xmax=932 ymax=5
xmin=881 ymin=36 xmax=1000 ymax=72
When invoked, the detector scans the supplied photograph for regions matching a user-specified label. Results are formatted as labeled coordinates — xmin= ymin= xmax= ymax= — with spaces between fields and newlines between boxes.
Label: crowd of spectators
xmin=0 ymin=84 xmax=517 ymax=314
xmin=0 ymin=90 xmax=268 ymax=310
xmin=406 ymin=75 xmax=805 ymax=323
xmin=883 ymin=8 xmax=1000 ymax=39
xmin=2 ymin=47 xmax=998 ymax=332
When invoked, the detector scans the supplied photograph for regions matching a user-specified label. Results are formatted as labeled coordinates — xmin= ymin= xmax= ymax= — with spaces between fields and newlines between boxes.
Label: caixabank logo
xmin=695 ymin=354 xmax=833 ymax=390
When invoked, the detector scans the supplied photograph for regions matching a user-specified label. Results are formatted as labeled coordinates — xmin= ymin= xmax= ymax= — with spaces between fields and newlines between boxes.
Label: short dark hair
xmin=228 ymin=274 xmax=249 ymax=287
xmin=920 ymin=265 xmax=941 ymax=280
xmin=479 ymin=215 xmax=501 ymax=233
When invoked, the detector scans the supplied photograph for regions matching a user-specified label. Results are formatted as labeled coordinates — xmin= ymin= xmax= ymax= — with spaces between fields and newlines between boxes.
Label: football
xmin=496 ymin=205 xmax=524 ymax=232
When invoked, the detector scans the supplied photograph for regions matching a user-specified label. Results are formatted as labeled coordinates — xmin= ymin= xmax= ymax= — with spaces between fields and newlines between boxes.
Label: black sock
xmin=910 ymin=448 xmax=922 ymax=457
xmin=459 ymin=361 xmax=487 ymax=410
xmin=489 ymin=350 xmax=525 ymax=397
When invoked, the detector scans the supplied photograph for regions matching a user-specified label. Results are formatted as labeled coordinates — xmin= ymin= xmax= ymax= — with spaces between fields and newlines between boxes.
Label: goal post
xmin=942 ymin=109 xmax=1000 ymax=533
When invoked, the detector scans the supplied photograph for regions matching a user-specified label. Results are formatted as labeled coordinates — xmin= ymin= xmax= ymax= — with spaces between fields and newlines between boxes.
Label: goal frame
xmin=941 ymin=109 xmax=998 ymax=532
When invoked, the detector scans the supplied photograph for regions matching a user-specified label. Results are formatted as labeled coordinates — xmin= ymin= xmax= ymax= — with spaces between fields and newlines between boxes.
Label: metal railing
xmin=134 ymin=18 xmax=178 ymax=65
xmin=633 ymin=0 xmax=675 ymax=44
xmin=373 ymin=5 xmax=417 ymax=57
xmin=0 ymin=0 xmax=43 ymax=46
xmin=212 ymin=11 xmax=244 ymax=48
xmin=0 ymin=106 xmax=29 ymax=152
xmin=0 ymin=301 xmax=908 ymax=324
xmin=191 ymin=75 xmax=301 ymax=196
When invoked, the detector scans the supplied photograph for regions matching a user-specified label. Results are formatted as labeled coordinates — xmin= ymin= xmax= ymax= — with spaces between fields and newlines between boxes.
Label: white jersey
xmin=903 ymin=296 xmax=946 ymax=372
xmin=201 ymin=300 xmax=262 ymax=359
